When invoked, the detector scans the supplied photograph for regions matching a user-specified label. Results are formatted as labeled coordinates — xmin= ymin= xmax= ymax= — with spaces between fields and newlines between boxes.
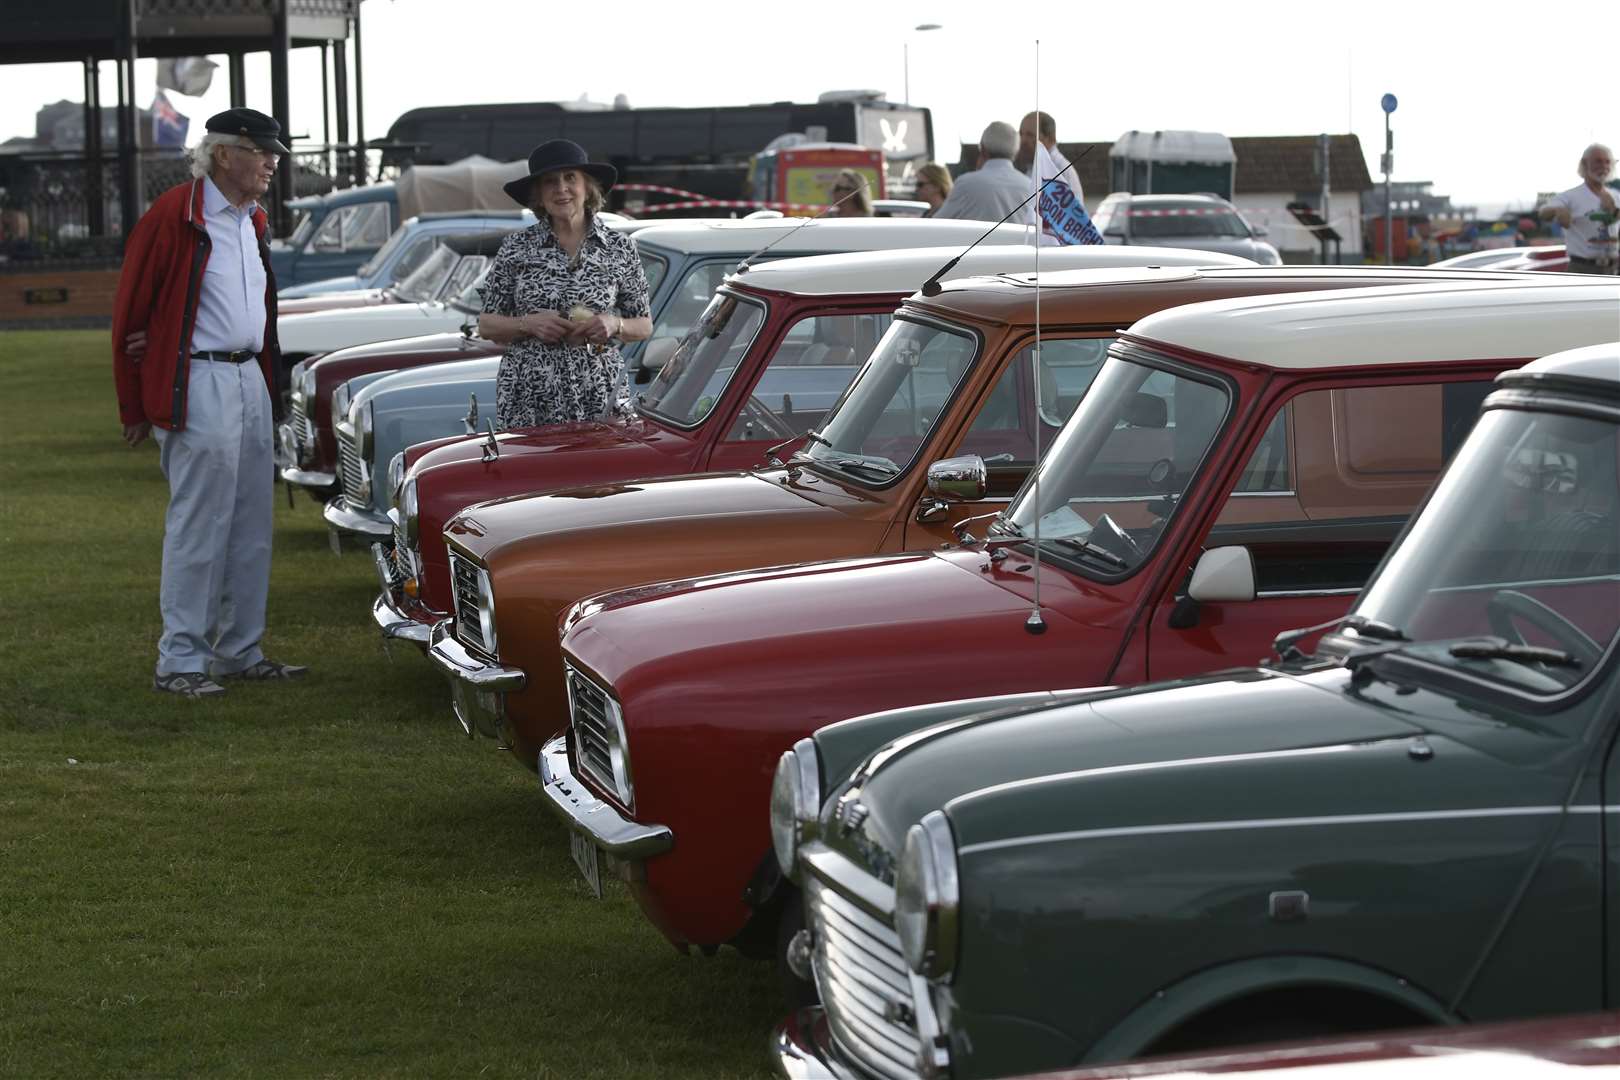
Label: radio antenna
xmin=1025 ymin=40 xmax=1047 ymax=636
xmin=919 ymin=143 xmax=1093 ymax=298
xmin=735 ymin=180 xmax=868 ymax=274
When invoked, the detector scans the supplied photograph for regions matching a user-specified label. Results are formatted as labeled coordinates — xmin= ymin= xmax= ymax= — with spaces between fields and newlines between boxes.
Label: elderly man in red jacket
xmin=112 ymin=107 xmax=307 ymax=697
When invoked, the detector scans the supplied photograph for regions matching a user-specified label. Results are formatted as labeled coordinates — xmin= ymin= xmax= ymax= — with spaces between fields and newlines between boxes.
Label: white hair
xmin=980 ymin=121 xmax=1018 ymax=160
xmin=189 ymin=133 xmax=233 ymax=179
xmin=1581 ymin=143 xmax=1614 ymax=178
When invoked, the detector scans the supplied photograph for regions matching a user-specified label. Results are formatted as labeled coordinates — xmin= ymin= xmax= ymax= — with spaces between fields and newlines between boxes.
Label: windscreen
xmin=998 ymin=354 xmax=1230 ymax=577
xmin=1348 ymin=408 xmax=1619 ymax=695
xmin=1128 ymin=203 xmax=1250 ymax=239
xmin=639 ymin=292 xmax=767 ymax=427
xmin=391 ymin=243 xmax=457 ymax=301
xmin=799 ymin=318 xmax=979 ymax=486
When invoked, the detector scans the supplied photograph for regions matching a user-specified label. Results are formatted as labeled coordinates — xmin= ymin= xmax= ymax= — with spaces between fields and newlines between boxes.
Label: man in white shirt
xmin=933 ymin=122 xmax=1037 ymax=228
xmin=1540 ymin=143 xmax=1618 ymax=274
xmin=1019 ymin=111 xmax=1079 ymax=246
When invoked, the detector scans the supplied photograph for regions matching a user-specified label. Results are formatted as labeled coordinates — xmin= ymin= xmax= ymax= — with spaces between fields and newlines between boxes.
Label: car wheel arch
xmin=1081 ymin=955 xmax=1454 ymax=1064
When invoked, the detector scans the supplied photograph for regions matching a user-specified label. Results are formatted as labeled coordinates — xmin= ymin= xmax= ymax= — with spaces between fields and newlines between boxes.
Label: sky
xmin=0 ymin=0 xmax=1610 ymax=218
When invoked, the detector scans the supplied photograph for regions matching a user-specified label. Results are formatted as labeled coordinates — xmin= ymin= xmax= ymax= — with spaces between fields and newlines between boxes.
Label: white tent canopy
xmin=1109 ymin=130 xmax=1236 ymax=165
xmin=395 ymin=155 xmax=531 ymax=220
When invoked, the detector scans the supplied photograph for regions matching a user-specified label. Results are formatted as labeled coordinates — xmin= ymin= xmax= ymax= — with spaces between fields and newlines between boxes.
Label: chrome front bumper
xmin=371 ymin=592 xmax=433 ymax=645
xmin=280 ymin=464 xmax=338 ymax=491
xmin=323 ymin=495 xmax=392 ymax=539
xmin=772 ymin=1007 xmax=864 ymax=1079
xmin=538 ymin=735 xmax=673 ymax=861
xmin=427 ymin=620 xmax=525 ymax=739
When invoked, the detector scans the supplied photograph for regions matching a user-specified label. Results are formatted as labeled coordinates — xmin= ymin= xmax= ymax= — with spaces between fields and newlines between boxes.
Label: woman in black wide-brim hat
xmin=477 ymin=139 xmax=652 ymax=428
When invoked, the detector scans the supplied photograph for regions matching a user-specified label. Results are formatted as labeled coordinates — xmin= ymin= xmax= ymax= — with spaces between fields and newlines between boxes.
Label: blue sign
xmin=1381 ymin=93 xmax=1398 ymax=114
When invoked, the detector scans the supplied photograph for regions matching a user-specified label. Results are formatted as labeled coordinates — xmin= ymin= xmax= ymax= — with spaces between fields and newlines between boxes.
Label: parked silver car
xmin=1093 ymin=192 xmax=1283 ymax=264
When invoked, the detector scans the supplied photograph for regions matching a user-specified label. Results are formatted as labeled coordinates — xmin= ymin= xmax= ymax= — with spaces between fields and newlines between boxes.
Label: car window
xmin=1003 ymin=355 xmax=1230 ymax=577
xmin=349 ymin=202 xmax=392 ymax=248
xmin=644 ymin=260 xmax=735 ymax=355
xmin=640 ymin=292 xmax=768 ymax=428
xmin=1352 ymin=406 xmax=1620 ymax=696
xmin=392 ymin=242 xmax=456 ymax=300
xmin=639 ymin=249 xmax=669 ymax=299
xmin=1128 ymin=203 xmax=1250 ymax=239
xmin=956 ymin=337 xmax=1111 ymax=495
xmin=801 ymin=318 xmax=979 ymax=485
xmin=1208 ymin=381 xmax=1495 ymax=594
xmin=724 ymin=312 xmax=893 ymax=441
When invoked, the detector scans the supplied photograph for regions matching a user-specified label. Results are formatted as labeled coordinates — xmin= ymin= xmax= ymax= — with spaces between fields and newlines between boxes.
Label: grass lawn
xmin=0 ymin=331 xmax=779 ymax=1077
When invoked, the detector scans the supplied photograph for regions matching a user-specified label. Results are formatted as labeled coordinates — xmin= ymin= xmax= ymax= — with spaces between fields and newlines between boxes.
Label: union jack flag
xmin=151 ymin=90 xmax=189 ymax=148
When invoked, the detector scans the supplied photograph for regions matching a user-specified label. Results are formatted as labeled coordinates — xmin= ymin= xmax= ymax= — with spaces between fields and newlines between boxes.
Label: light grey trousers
xmin=152 ymin=359 xmax=273 ymax=677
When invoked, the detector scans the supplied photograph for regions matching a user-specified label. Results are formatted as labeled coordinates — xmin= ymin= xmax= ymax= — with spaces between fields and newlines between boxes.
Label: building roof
xmin=954 ymin=134 xmax=1374 ymax=195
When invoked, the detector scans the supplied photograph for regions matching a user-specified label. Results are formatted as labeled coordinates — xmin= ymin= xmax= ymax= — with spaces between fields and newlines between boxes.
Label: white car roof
xmin=629 ymin=216 xmax=1040 ymax=257
xmin=1515 ymin=340 xmax=1620 ymax=384
xmin=725 ymin=244 xmax=1255 ymax=296
xmin=1128 ymin=280 xmax=1620 ymax=369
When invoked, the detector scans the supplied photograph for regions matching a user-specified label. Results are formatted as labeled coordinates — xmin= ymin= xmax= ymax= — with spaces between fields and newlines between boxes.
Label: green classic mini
xmin=770 ymin=341 xmax=1620 ymax=1079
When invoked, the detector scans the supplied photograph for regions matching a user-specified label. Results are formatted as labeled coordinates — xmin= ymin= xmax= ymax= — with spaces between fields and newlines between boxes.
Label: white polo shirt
xmin=190 ymin=175 xmax=268 ymax=353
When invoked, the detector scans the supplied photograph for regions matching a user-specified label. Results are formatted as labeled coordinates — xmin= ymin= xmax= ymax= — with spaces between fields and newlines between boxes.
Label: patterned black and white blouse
xmin=480 ymin=213 xmax=651 ymax=428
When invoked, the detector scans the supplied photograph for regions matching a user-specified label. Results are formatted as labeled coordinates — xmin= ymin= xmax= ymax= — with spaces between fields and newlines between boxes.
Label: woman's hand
xmin=568 ymin=312 xmax=622 ymax=347
xmin=521 ymin=311 xmax=577 ymax=344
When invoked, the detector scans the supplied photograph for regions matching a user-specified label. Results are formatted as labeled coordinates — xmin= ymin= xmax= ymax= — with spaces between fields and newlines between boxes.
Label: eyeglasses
xmin=230 ymin=143 xmax=281 ymax=164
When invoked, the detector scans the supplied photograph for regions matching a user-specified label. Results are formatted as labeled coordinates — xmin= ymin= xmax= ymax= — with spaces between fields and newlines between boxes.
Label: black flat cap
xmin=204 ymin=107 xmax=290 ymax=155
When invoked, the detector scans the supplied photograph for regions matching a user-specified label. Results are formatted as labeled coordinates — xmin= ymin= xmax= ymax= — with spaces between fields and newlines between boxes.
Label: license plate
xmin=570 ymin=832 xmax=603 ymax=899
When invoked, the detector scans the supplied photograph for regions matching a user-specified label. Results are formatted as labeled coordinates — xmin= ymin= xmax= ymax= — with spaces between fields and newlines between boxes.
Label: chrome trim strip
xmin=322 ymin=496 xmax=392 ymax=539
xmin=959 ymin=804 xmax=1573 ymax=857
xmin=800 ymin=844 xmax=896 ymax=923
xmin=279 ymin=465 xmax=338 ymax=489
xmin=1255 ymin=587 xmax=1361 ymax=599
xmin=427 ymin=619 xmax=524 ymax=691
xmin=371 ymin=593 xmax=431 ymax=645
xmin=537 ymin=736 xmax=672 ymax=860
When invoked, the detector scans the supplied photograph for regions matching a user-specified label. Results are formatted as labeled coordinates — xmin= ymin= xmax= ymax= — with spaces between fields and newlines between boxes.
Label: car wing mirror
xmin=641 ymin=336 xmax=679 ymax=372
xmin=1187 ymin=546 xmax=1256 ymax=603
xmin=920 ymin=455 xmax=988 ymax=525
xmin=926 ymin=455 xmax=988 ymax=502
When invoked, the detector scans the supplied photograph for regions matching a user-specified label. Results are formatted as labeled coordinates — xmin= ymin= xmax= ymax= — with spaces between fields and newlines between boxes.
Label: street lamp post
xmin=904 ymin=23 xmax=942 ymax=104
xmin=1381 ymin=92 xmax=1397 ymax=265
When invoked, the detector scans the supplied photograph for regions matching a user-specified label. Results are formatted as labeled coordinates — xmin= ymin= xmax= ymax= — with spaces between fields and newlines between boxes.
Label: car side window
xmin=956 ymin=338 xmax=1111 ymax=495
xmin=1206 ymin=380 xmax=1494 ymax=594
xmin=725 ymin=312 xmax=893 ymax=441
xmin=349 ymin=203 xmax=392 ymax=249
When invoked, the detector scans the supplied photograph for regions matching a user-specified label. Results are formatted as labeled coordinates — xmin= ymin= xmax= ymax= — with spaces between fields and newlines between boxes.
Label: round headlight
xmin=771 ymin=738 xmax=821 ymax=878
xmin=894 ymin=810 xmax=960 ymax=980
xmin=387 ymin=452 xmax=406 ymax=503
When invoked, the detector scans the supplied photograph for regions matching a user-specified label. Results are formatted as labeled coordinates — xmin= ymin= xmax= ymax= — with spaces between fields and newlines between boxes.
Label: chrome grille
xmin=566 ymin=666 xmax=616 ymax=795
xmin=806 ymin=874 xmax=921 ymax=1080
xmin=289 ymin=396 xmax=314 ymax=461
xmin=449 ymin=553 xmax=487 ymax=654
xmin=337 ymin=428 xmax=366 ymax=501
xmin=389 ymin=517 xmax=415 ymax=583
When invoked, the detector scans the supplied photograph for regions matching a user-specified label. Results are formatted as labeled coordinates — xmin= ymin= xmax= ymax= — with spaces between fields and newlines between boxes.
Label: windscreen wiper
xmin=1341 ymin=614 xmax=1409 ymax=641
xmin=1044 ymin=535 xmax=1128 ymax=569
xmin=764 ymin=428 xmax=833 ymax=467
xmin=830 ymin=458 xmax=899 ymax=481
xmin=1449 ymin=640 xmax=1581 ymax=668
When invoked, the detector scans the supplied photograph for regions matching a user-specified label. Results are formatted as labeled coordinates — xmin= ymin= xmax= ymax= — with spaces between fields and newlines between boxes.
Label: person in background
xmin=1018 ymin=110 xmax=1078 ymax=203
xmin=827 ymin=169 xmax=874 ymax=217
xmin=914 ymin=162 xmax=952 ymax=216
xmin=111 ymin=107 xmax=307 ymax=697
xmin=1539 ymin=143 xmax=1618 ymax=274
xmin=933 ymin=121 xmax=1036 ymax=227
xmin=479 ymin=139 xmax=653 ymax=427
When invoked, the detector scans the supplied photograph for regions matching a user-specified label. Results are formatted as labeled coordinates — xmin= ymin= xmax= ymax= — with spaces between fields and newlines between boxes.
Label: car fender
xmin=1081 ymin=954 xmax=1456 ymax=1064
